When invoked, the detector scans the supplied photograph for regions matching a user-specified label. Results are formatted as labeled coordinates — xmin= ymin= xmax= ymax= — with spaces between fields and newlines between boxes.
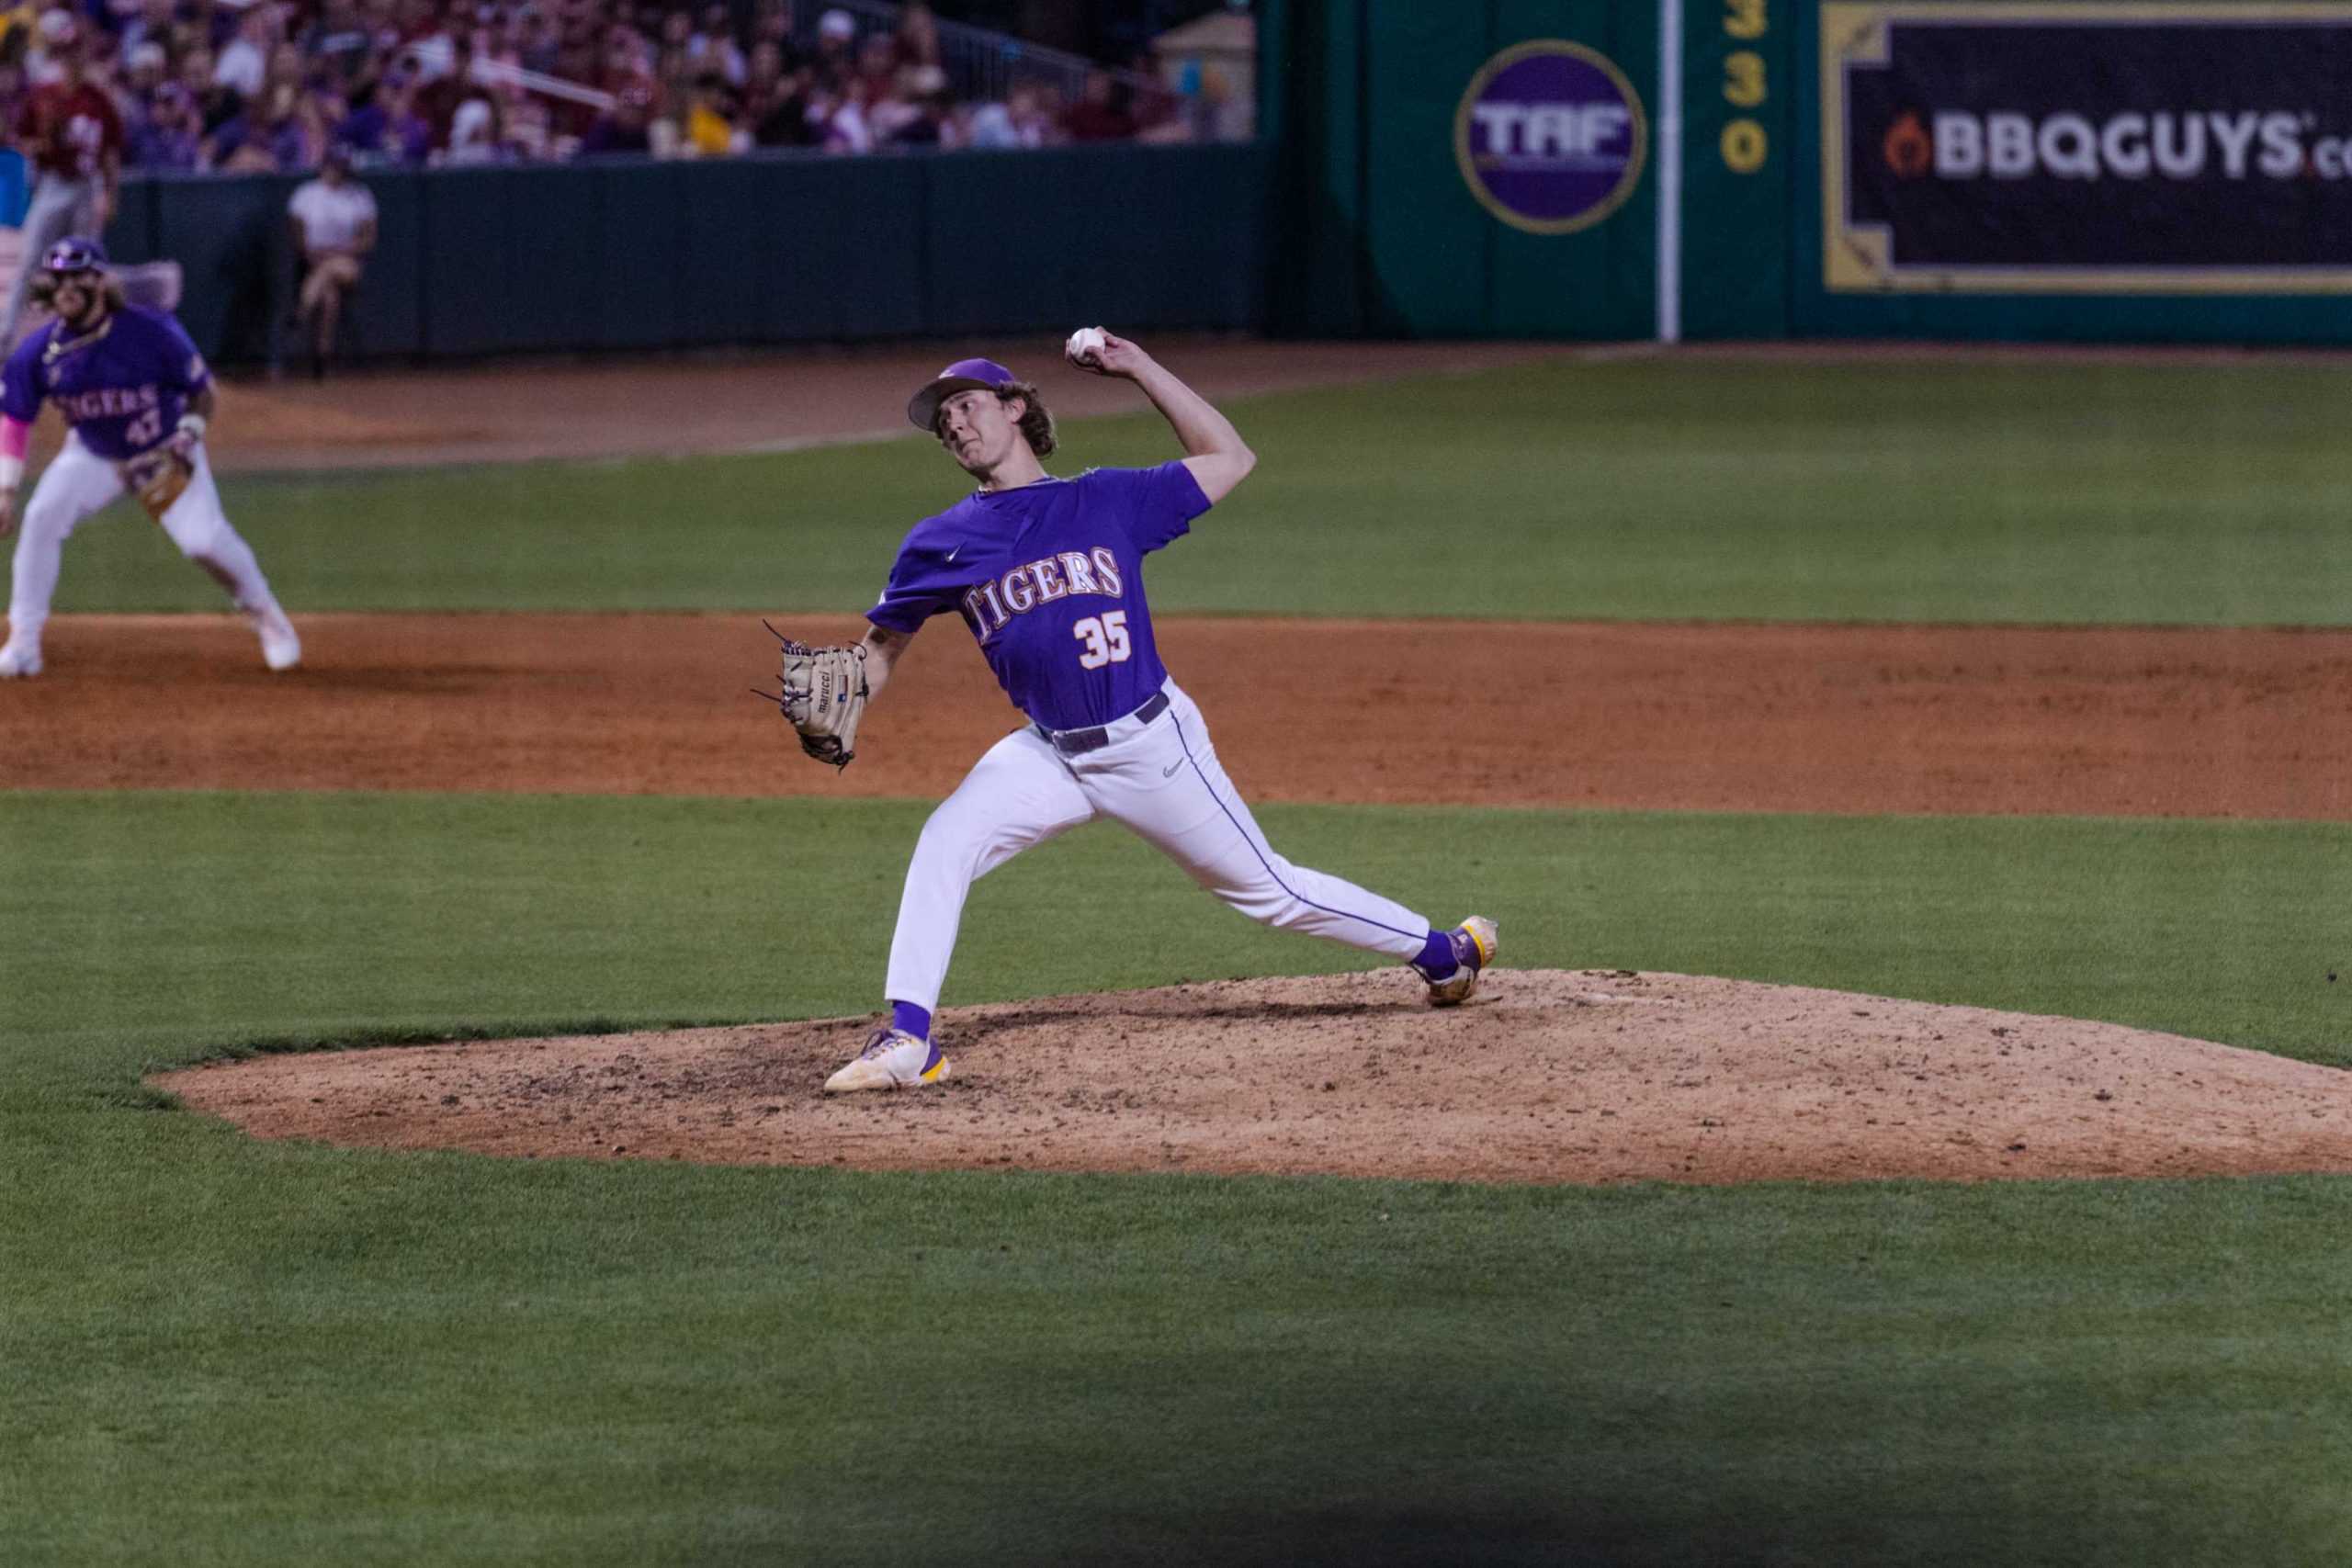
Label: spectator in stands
xmin=743 ymin=43 xmax=813 ymax=148
xmin=212 ymin=80 xmax=316 ymax=172
xmin=514 ymin=4 xmax=560 ymax=74
xmin=892 ymin=3 xmax=940 ymax=70
xmin=967 ymin=79 xmax=1050 ymax=151
xmin=307 ymin=0 xmax=378 ymax=86
xmin=813 ymin=72 xmax=869 ymax=154
xmin=852 ymin=31 xmax=894 ymax=105
xmin=212 ymin=6 xmax=272 ymax=100
xmin=876 ymin=62 xmax=956 ymax=150
xmin=40 ymin=0 xmax=1183 ymax=176
xmin=678 ymin=70 xmax=734 ymax=155
xmin=179 ymin=47 xmax=237 ymax=138
xmin=686 ymin=4 xmax=741 ymax=87
xmin=129 ymin=80 xmax=203 ymax=170
xmin=444 ymin=92 xmax=504 ymax=163
xmin=118 ymin=0 xmax=179 ymax=62
xmin=494 ymin=71 xmax=551 ymax=157
xmin=749 ymin=0 xmax=803 ymax=76
xmin=1061 ymin=68 xmax=1136 ymax=142
xmin=864 ymin=60 xmax=920 ymax=143
xmin=577 ymin=72 xmax=650 ymax=154
xmin=287 ymin=143 xmax=376 ymax=375
xmin=809 ymin=6 xmax=854 ymax=91
xmin=124 ymin=39 xmax=170 ymax=104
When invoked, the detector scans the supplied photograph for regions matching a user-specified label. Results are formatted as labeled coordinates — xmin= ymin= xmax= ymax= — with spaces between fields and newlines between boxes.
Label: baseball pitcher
xmin=772 ymin=331 xmax=1497 ymax=1092
xmin=0 ymin=238 xmax=300 ymax=678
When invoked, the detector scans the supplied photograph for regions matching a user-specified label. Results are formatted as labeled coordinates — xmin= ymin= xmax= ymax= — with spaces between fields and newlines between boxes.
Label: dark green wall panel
xmin=1361 ymin=1 xmax=1489 ymax=335
xmin=764 ymin=157 xmax=926 ymax=342
xmin=126 ymin=146 xmax=1268 ymax=366
xmin=349 ymin=169 xmax=424 ymax=358
xmin=149 ymin=174 xmax=296 ymax=365
xmin=494 ymin=165 xmax=595 ymax=353
xmin=419 ymin=166 xmax=520 ymax=355
xmin=1678 ymin=0 xmax=1793 ymax=339
xmin=1136 ymin=147 xmax=1268 ymax=328
xmin=922 ymin=151 xmax=1074 ymax=336
xmin=594 ymin=163 xmax=689 ymax=350
xmin=676 ymin=160 xmax=769 ymax=346
xmin=1487 ymin=0 xmax=1657 ymax=339
xmin=100 ymin=180 xmax=157 ymax=268
xmin=1269 ymin=0 xmax=1657 ymax=338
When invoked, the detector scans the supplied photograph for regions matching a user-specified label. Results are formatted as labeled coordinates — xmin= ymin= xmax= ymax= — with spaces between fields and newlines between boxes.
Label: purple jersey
xmin=0 ymin=306 xmax=211 ymax=461
xmin=869 ymin=461 xmax=1212 ymax=730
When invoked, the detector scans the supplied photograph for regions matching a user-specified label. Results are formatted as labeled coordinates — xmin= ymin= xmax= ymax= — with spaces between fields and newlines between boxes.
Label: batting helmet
xmin=42 ymin=237 xmax=107 ymax=275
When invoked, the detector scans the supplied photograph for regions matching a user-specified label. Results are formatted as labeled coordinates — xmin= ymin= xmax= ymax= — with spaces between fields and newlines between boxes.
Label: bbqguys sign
xmin=1823 ymin=3 xmax=2352 ymax=292
xmin=1456 ymin=39 xmax=1647 ymax=235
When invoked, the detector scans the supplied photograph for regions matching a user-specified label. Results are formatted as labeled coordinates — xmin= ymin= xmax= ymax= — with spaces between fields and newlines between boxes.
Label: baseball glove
xmin=119 ymin=445 xmax=193 ymax=523
xmin=758 ymin=623 xmax=869 ymax=770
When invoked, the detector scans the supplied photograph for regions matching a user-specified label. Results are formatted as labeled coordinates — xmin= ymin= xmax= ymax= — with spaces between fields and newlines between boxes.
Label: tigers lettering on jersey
xmin=53 ymin=384 xmax=160 ymax=421
xmin=961 ymin=547 xmax=1125 ymax=640
xmin=1 ymin=306 xmax=211 ymax=462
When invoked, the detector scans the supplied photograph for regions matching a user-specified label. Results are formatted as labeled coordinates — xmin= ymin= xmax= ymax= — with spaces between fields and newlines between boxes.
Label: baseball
xmin=1066 ymin=326 xmax=1107 ymax=365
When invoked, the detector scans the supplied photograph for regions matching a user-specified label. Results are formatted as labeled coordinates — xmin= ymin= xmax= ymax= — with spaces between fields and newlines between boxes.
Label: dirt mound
xmin=153 ymin=970 xmax=2352 ymax=1185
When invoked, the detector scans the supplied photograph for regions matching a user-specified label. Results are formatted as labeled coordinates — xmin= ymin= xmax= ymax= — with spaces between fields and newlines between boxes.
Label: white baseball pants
xmin=885 ymin=681 xmax=1433 ymax=1011
xmin=6 ymin=430 xmax=288 ymax=645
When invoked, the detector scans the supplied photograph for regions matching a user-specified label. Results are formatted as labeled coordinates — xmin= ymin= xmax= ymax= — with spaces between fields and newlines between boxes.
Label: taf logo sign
xmin=1455 ymin=39 xmax=1647 ymax=235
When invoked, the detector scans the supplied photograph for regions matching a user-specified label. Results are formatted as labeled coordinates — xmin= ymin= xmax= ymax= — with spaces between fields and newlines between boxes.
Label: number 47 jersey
xmin=1 ymin=305 xmax=211 ymax=461
xmin=866 ymin=460 xmax=1214 ymax=732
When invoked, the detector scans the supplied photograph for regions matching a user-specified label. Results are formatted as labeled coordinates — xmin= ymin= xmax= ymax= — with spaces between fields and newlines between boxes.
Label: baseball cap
xmin=906 ymin=357 xmax=1017 ymax=431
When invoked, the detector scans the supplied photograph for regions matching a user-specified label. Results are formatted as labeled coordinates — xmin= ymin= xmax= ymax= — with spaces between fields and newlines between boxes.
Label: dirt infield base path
xmin=156 ymin=969 xmax=2352 ymax=1185
xmin=9 ymin=613 xmax=2352 ymax=817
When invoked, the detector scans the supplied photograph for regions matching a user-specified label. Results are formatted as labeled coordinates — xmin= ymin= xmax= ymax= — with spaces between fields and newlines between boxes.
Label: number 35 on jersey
xmin=1073 ymin=611 xmax=1131 ymax=669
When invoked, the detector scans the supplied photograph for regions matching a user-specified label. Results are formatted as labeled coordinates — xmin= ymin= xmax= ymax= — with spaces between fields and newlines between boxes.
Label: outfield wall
xmin=109 ymin=144 xmax=1271 ymax=367
xmin=1261 ymin=0 xmax=2352 ymax=344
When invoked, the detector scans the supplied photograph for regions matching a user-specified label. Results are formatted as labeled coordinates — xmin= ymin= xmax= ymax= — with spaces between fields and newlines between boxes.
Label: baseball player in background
xmin=2 ymin=14 xmax=123 ymax=348
xmin=0 ymin=238 xmax=300 ymax=678
xmin=785 ymin=330 xmax=1496 ymax=1092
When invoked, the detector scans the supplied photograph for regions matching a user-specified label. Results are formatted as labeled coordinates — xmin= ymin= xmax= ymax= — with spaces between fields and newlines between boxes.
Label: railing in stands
xmin=801 ymin=0 xmax=1163 ymax=107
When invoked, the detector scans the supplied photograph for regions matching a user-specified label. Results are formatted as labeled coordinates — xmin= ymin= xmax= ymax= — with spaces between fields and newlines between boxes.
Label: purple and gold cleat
xmin=1419 ymin=916 xmax=1498 ymax=1007
xmin=824 ymin=1027 xmax=951 ymax=1093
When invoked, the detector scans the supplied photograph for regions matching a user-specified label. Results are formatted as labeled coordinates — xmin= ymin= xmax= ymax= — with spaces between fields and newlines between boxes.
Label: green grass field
xmin=7 ymin=355 xmax=2352 ymax=1565
xmin=42 ymin=355 xmax=2352 ymax=623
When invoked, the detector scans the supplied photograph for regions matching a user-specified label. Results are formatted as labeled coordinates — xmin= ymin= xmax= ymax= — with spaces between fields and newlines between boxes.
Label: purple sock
xmin=1413 ymin=929 xmax=1457 ymax=979
xmin=890 ymin=1000 xmax=933 ymax=1041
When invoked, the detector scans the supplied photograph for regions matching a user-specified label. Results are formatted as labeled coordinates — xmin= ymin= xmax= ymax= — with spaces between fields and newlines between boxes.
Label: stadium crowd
xmin=1 ymin=0 xmax=1206 ymax=173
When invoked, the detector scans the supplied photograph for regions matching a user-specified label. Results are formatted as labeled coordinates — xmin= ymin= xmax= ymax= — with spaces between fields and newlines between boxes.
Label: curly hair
xmin=997 ymin=379 xmax=1056 ymax=457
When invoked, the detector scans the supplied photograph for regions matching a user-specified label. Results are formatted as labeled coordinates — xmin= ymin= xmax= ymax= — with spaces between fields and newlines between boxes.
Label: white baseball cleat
xmin=824 ymin=1027 xmax=952 ymax=1093
xmin=250 ymin=605 xmax=300 ymax=671
xmin=0 ymin=637 xmax=42 ymax=678
xmin=1420 ymin=915 xmax=1498 ymax=1007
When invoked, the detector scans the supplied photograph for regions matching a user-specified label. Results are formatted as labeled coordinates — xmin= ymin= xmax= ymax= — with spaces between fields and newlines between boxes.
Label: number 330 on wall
xmin=1722 ymin=0 xmax=1769 ymax=175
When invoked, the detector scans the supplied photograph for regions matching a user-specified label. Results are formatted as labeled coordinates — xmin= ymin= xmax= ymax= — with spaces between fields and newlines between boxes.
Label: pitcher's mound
xmin=153 ymin=970 xmax=2352 ymax=1185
